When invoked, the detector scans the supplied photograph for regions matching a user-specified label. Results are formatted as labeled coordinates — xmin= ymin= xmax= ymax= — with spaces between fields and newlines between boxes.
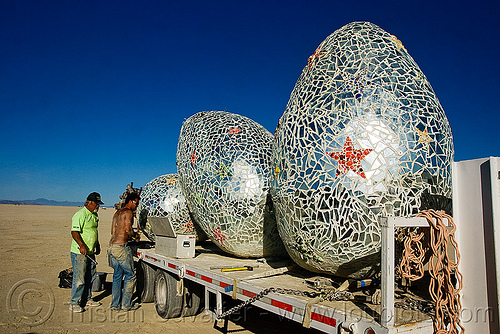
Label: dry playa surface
xmin=0 ymin=204 xmax=319 ymax=333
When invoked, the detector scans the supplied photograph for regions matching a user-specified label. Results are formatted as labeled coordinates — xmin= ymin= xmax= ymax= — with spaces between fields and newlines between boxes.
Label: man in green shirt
xmin=69 ymin=192 xmax=103 ymax=313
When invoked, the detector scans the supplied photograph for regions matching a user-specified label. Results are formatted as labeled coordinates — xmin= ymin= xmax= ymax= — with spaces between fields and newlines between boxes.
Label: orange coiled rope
xmin=399 ymin=228 xmax=426 ymax=281
xmin=398 ymin=209 xmax=464 ymax=334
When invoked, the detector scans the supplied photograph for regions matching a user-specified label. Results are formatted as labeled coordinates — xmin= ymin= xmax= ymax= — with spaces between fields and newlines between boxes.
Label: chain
xmin=216 ymin=287 xmax=276 ymax=320
xmin=322 ymin=290 xmax=354 ymax=301
xmin=273 ymin=287 xmax=320 ymax=298
xmin=272 ymin=287 xmax=353 ymax=301
xmin=216 ymin=286 xmax=357 ymax=320
xmin=395 ymin=296 xmax=434 ymax=315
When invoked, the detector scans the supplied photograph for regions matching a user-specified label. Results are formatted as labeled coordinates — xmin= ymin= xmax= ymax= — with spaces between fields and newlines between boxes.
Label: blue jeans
xmin=109 ymin=244 xmax=136 ymax=309
xmin=70 ymin=252 xmax=96 ymax=306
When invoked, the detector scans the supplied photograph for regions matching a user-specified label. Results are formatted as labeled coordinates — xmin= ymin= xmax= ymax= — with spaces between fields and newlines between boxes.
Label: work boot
xmin=123 ymin=303 xmax=140 ymax=311
xmin=69 ymin=304 xmax=84 ymax=313
xmin=85 ymin=299 xmax=102 ymax=307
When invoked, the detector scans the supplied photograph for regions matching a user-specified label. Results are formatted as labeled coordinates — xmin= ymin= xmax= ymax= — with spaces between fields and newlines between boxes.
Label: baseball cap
xmin=87 ymin=192 xmax=104 ymax=205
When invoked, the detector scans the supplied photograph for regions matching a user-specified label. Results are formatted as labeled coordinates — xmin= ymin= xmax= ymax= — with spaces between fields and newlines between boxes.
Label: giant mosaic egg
xmin=137 ymin=173 xmax=202 ymax=242
xmin=177 ymin=111 xmax=286 ymax=257
xmin=271 ymin=22 xmax=454 ymax=279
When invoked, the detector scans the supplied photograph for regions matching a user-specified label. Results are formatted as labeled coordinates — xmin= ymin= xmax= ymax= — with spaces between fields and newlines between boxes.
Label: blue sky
xmin=1 ymin=0 xmax=499 ymax=204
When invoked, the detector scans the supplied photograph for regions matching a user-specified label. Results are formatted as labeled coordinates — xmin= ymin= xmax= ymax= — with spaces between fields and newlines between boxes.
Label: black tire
xmin=182 ymin=279 xmax=204 ymax=317
xmin=137 ymin=261 xmax=156 ymax=303
xmin=154 ymin=270 xmax=183 ymax=318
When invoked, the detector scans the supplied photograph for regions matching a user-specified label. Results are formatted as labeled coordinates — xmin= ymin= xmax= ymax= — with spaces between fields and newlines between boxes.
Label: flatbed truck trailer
xmin=131 ymin=157 xmax=500 ymax=334
xmin=133 ymin=216 xmax=438 ymax=334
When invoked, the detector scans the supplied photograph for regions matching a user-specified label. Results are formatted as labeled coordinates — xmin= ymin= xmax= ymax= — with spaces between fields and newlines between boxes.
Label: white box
xmin=155 ymin=235 xmax=196 ymax=258
xmin=148 ymin=216 xmax=196 ymax=258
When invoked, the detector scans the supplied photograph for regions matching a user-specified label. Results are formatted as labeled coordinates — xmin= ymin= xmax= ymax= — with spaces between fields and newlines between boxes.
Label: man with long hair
xmin=108 ymin=192 xmax=141 ymax=311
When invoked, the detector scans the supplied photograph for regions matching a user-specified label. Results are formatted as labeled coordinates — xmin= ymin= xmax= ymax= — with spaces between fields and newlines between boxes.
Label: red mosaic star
xmin=327 ymin=136 xmax=372 ymax=178
xmin=211 ymin=227 xmax=227 ymax=246
xmin=190 ymin=151 xmax=198 ymax=165
xmin=183 ymin=220 xmax=194 ymax=234
xmin=229 ymin=128 xmax=242 ymax=134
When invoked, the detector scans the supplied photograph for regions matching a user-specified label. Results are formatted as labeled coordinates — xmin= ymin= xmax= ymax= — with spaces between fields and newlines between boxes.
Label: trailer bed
xmin=136 ymin=241 xmax=433 ymax=334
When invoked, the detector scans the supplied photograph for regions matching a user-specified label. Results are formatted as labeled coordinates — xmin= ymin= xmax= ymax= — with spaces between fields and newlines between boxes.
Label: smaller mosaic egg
xmin=177 ymin=111 xmax=286 ymax=258
xmin=137 ymin=173 xmax=205 ymax=242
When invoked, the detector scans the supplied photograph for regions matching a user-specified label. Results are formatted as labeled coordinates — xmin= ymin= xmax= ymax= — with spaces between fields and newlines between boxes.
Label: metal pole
xmin=380 ymin=216 xmax=395 ymax=329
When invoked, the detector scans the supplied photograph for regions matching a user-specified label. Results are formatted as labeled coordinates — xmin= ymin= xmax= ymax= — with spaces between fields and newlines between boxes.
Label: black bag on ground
xmin=58 ymin=268 xmax=73 ymax=288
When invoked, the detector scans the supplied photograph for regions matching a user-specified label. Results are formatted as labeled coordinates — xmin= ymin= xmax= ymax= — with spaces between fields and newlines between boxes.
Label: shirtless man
xmin=108 ymin=192 xmax=140 ymax=311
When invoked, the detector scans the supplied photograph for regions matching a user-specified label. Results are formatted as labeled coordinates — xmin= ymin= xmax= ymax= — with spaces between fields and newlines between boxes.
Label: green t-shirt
xmin=70 ymin=207 xmax=99 ymax=255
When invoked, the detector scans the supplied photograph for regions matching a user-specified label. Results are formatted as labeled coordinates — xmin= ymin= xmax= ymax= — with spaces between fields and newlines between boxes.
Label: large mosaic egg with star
xmin=271 ymin=21 xmax=454 ymax=279
xmin=137 ymin=173 xmax=206 ymax=242
xmin=177 ymin=110 xmax=286 ymax=258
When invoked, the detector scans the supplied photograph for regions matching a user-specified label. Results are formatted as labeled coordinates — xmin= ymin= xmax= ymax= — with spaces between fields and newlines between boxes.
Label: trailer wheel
xmin=137 ymin=260 xmax=156 ymax=303
xmin=154 ymin=270 xmax=183 ymax=318
xmin=182 ymin=279 xmax=204 ymax=317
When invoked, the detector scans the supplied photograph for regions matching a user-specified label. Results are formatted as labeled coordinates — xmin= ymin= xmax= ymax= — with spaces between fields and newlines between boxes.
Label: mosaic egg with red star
xmin=177 ymin=111 xmax=286 ymax=257
xmin=271 ymin=21 xmax=454 ymax=278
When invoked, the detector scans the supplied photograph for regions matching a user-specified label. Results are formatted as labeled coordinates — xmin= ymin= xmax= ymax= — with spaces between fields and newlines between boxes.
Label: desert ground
xmin=0 ymin=204 xmax=319 ymax=333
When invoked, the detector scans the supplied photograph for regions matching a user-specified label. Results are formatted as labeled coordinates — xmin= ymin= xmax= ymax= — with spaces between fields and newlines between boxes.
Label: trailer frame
xmin=134 ymin=215 xmax=448 ymax=333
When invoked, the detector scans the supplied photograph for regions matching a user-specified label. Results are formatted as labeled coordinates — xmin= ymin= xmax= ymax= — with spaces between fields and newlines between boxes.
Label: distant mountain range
xmin=0 ymin=198 xmax=83 ymax=207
